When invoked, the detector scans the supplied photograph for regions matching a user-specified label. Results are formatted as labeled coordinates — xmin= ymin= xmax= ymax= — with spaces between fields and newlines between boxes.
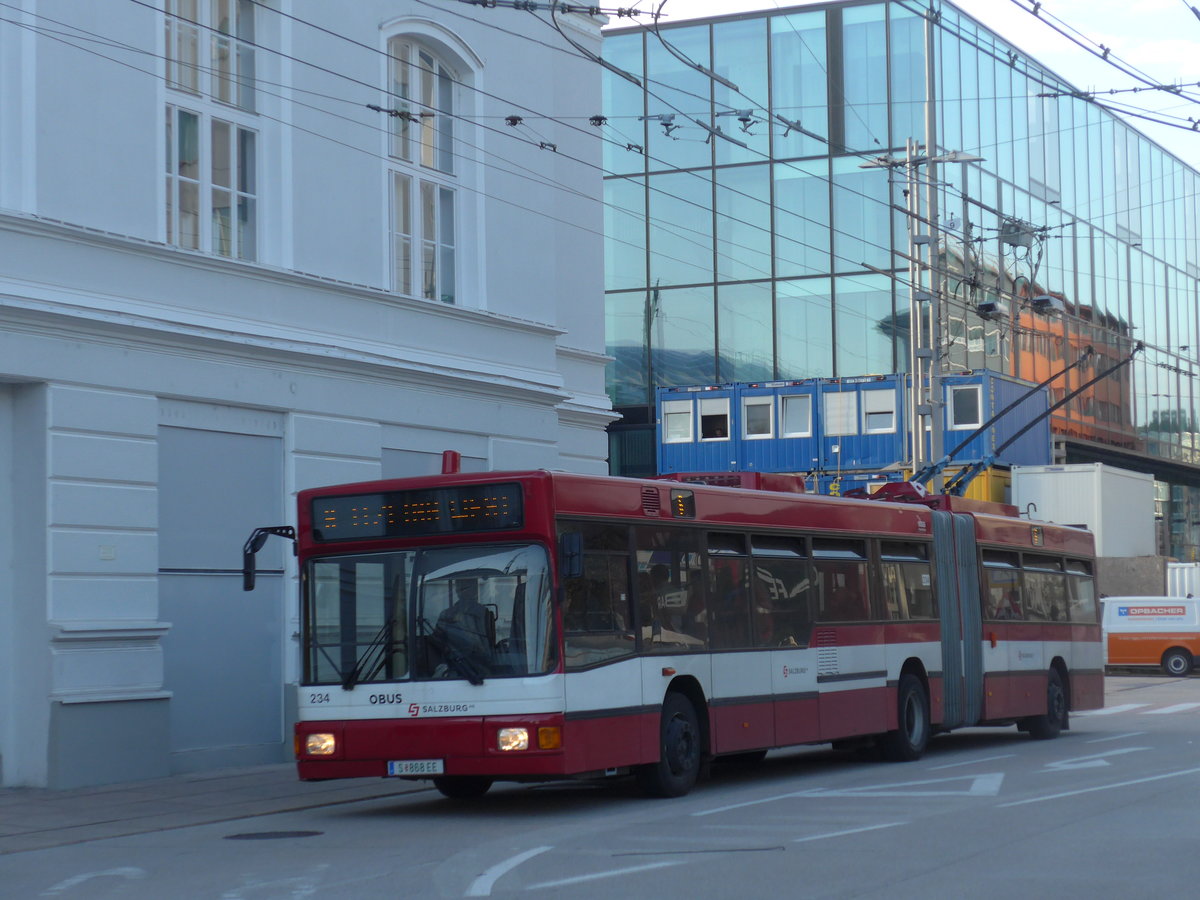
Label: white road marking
xmin=802 ymin=772 xmax=1004 ymax=798
xmin=930 ymin=754 xmax=1016 ymax=770
xmin=41 ymin=869 xmax=146 ymax=896
xmin=693 ymin=790 xmax=816 ymax=817
xmin=1075 ymin=703 xmax=1148 ymax=716
xmin=1142 ymin=703 xmax=1200 ymax=715
xmin=219 ymin=868 xmax=328 ymax=900
xmin=464 ymin=846 xmax=553 ymax=897
xmin=1043 ymin=747 xmax=1149 ymax=771
xmin=696 ymin=772 xmax=1005 ymax=817
xmin=1085 ymin=731 xmax=1146 ymax=744
xmin=793 ymin=822 xmax=907 ymax=844
xmin=526 ymin=861 xmax=681 ymax=890
xmin=999 ymin=766 xmax=1200 ymax=807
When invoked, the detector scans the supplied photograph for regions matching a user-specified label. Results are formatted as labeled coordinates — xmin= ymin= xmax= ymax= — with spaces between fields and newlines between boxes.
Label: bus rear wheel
xmin=1025 ymin=669 xmax=1067 ymax=740
xmin=635 ymin=692 xmax=702 ymax=798
xmin=1162 ymin=648 xmax=1193 ymax=676
xmin=432 ymin=776 xmax=493 ymax=799
xmin=879 ymin=673 xmax=929 ymax=762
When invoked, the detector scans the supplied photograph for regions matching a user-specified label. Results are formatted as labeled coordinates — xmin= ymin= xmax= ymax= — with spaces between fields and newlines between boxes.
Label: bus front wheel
xmin=1025 ymin=669 xmax=1067 ymax=740
xmin=635 ymin=692 xmax=702 ymax=798
xmin=432 ymin=776 xmax=493 ymax=799
xmin=879 ymin=673 xmax=929 ymax=762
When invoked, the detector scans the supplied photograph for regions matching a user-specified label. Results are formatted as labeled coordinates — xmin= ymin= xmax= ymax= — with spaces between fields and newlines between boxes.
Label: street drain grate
xmin=224 ymin=830 xmax=323 ymax=841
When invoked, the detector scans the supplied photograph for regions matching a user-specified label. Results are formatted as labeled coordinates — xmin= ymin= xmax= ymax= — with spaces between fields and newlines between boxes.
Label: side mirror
xmin=559 ymin=532 xmax=583 ymax=580
xmin=242 ymin=526 xmax=296 ymax=591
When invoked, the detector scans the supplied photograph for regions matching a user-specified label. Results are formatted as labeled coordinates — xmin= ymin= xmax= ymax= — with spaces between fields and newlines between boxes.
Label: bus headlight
xmin=497 ymin=727 xmax=529 ymax=751
xmin=305 ymin=733 xmax=337 ymax=756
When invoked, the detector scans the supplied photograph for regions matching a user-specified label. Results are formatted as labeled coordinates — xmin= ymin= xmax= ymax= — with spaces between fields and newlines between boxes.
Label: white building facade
xmin=0 ymin=0 xmax=612 ymax=787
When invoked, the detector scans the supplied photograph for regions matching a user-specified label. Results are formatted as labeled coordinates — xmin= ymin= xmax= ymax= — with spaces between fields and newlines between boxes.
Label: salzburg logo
xmin=408 ymin=703 xmax=421 ymax=717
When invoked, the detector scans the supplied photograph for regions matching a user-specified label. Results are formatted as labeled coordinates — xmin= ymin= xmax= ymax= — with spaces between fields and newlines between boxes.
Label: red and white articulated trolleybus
xmin=243 ymin=454 xmax=1103 ymax=799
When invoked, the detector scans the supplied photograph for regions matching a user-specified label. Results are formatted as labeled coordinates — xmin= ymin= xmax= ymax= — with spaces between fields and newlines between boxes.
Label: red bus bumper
xmin=295 ymin=715 xmax=571 ymax=781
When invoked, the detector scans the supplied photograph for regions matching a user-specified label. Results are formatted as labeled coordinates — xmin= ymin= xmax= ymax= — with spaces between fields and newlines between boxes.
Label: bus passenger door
xmin=933 ymin=512 xmax=985 ymax=728
xmin=634 ymin=528 xmax=713 ymax=753
xmin=706 ymin=549 xmax=774 ymax=753
xmin=812 ymin=539 xmax=886 ymax=739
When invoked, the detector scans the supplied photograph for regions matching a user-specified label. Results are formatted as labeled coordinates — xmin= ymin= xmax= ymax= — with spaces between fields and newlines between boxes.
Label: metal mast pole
xmin=923 ymin=5 xmax=944 ymax=494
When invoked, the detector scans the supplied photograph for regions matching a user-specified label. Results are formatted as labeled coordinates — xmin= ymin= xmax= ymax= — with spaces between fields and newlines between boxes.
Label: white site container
xmin=1167 ymin=562 xmax=1200 ymax=597
xmin=1011 ymin=463 xmax=1155 ymax=558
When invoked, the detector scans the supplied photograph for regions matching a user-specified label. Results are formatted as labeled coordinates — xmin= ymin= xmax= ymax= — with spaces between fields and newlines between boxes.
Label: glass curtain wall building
xmin=603 ymin=0 xmax=1200 ymax=559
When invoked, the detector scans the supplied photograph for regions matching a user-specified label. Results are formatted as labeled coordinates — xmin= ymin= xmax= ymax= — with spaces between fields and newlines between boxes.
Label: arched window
xmin=388 ymin=37 xmax=458 ymax=303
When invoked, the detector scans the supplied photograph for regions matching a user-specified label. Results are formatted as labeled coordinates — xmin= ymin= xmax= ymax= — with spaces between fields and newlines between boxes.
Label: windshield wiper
xmin=341 ymin=617 xmax=402 ymax=689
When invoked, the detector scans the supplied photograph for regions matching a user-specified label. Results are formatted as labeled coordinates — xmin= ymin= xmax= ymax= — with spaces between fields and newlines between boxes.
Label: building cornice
xmin=0 ymin=212 xmax=575 ymax=405
xmin=0 ymin=211 xmax=564 ymax=338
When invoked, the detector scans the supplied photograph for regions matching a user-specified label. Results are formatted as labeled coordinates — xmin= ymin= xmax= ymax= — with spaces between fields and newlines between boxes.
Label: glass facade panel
xmin=713 ymin=18 xmax=769 ymax=166
xmin=834 ymin=274 xmax=894 ymax=375
xmin=605 ymin=177 xmax=645 ymax=292
xmin=773 ymin=159 xmax=830 ymax=277
xmin=718 ymin=282 xmax=773 ymax=382
xmin=606 ymin=291 xmax=649 ymax=407
xmin=831 ymin=156 xmax=890 ymax=273
xmin=652 ymin=285 xmax=716 ymax=388
xmin=603 ymin=34 xmax=645 ymax=177
xmin=648 ymin=171 xmax=713 ymax=286
xmin=770 ymin=10 xmax=828 ymax=159
xmin=715 ymin=164 xmax=771 ymax=282
xmin=777 ymin=278 xmax=833 ymax=379
xmin=645 ymin=26 xmax=712 ymax=171
xmin=892 ymin=6 xmax=926 ymax=150
xmin=838 ymin=5 xmax=888 ymax=153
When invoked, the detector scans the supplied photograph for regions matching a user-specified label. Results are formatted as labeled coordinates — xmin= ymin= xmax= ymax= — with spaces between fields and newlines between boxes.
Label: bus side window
xmin=751 ymin=535 xmax=812 ymax=647
xmin=879 ymin=541 xmax=935 ymax=620
xmin=636 ymin=526 xmax=706 ymax=652
xmin=813 ymin=539 xmax=869 ymax=622
xmin=982 ymin=550 xmax=1022 ymax=620
xmin=707 ymin=532 xmax=750 ymax=649
xmin=1066 ymin=559 xmax=1097 ymax=623
xmin=559 ymin=523 xmax=634 ymax=669
xmin=1023 ymin=554 xmax=1067 ymax=622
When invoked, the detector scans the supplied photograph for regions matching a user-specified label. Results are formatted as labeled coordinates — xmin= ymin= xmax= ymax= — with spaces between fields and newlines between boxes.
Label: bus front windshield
xmin=303 ymin=543 xmax=554 ymax=687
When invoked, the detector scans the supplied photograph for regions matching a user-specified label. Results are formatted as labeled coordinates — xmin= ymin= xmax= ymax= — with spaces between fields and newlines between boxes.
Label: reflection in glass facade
xmin=603 ymin=0 xmax=1200 ymax=558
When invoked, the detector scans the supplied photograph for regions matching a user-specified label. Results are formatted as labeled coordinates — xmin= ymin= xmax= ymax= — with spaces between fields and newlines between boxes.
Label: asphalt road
xmin=8 ymin=674 xmax=1200 ymax=899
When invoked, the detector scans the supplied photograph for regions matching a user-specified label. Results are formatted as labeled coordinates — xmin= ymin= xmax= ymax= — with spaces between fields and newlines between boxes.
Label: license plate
xmin=387 ymin=759 xmax=444 ymax=776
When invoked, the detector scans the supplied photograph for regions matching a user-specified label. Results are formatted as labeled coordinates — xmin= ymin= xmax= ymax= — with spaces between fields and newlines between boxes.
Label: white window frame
xmin=164 ymin=0 xmax=256 ymax=111
xmin=387 ymin=36 xmax=459 ymax=303
xmin=391 ymin=173 xmax=456 ymax=303
xmin=699 ymin=397 xmax=730 ymax=441
xmin=948 ymin=384 xmax=983 ymax=430
xmin=781 ymin=394 xmax=812 ymax=438
xmin=862 ymin=389 xmax=896 ymax=434
xmin=165 ymin=104 xmax=257 ymax=260
xmin=662 ymin=399 xmax=694 ymax=443
xmin=742 ymin=397 xmax=773 ymax=440
xmin=388 ymin=38 xmax=456 ymax=174
xmin=824 ymin=391 xmax=858 ymax=437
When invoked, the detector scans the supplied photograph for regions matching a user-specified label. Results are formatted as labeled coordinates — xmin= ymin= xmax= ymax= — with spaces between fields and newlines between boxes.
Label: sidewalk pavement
xmin=0 ymin=763 xmax=428 ymax=856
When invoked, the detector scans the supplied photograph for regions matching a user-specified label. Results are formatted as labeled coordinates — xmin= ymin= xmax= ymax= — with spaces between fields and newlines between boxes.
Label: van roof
xmin=1101 ymin=596 xmax=1195 ymax=602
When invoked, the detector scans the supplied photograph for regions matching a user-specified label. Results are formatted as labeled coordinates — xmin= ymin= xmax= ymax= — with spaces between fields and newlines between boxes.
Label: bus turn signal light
xmin=537 ymin=726 xmax=562 ymax=750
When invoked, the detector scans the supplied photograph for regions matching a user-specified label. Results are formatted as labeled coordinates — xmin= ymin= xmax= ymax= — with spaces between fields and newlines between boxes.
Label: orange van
xmin=1102 ymin=597 xmax=1200 ymax=676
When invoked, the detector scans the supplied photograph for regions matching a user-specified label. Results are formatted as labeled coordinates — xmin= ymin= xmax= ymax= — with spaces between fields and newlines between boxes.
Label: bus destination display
xmin=313 ymin=483 xmax=523 ymax=541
